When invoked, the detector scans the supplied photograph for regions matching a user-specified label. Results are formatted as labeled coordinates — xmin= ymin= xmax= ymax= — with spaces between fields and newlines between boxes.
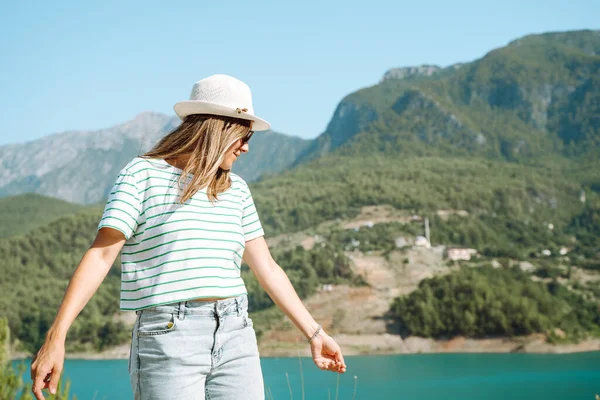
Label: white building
xmin=414 ymin=236 xmax=430 ymax=248
xmin=446 ymin=247 xmax=478 ymax=261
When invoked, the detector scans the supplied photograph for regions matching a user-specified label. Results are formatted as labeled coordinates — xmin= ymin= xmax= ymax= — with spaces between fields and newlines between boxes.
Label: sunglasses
xmin=240 ymin=130 xmax=254 ymax=145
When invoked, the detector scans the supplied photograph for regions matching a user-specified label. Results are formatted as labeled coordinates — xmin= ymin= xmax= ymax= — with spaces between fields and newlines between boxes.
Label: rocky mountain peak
xmin=381 ymin=65 xmax=442 ymax=82
xmin=116 ymin=111 xmax=178 ymax=139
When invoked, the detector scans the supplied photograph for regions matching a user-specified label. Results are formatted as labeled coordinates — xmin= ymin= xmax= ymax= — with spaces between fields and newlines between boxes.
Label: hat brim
xmin=173 ymin=101 xmax=271 ymax=131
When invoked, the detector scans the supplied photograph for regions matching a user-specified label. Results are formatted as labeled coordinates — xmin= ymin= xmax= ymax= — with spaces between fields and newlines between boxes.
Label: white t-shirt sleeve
xmin=97 ymin=169 xmax=141 ymax=240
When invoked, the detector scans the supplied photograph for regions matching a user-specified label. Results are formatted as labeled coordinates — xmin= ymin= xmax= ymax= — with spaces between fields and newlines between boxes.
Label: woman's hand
xmin=310 ymin=331 xmax=347 ymax=373
xmin=30 ymin=337 xmax=65 ymax=400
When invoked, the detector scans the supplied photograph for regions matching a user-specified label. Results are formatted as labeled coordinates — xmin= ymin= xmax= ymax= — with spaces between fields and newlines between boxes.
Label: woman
xmin=30 ymin=74 xmax=347 ymax=400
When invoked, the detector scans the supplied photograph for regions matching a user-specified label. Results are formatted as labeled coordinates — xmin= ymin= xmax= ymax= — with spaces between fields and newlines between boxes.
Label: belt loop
xmin=177 ymin=301 xmax=185 ymax=320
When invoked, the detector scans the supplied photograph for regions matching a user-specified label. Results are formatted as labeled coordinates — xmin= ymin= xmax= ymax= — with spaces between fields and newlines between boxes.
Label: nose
xmin=240 ymin=142 xmax=249 ymax=153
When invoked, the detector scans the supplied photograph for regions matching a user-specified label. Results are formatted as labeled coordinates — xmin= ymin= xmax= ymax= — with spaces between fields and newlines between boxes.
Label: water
xmin=13 ymin=352 xmax=600 ymax=399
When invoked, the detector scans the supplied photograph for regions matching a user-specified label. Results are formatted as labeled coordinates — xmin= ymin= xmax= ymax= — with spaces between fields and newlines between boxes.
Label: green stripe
xmin=146 ymin=209 xmax=239 ymax=221
xmin=112 ymin=181 xmax=138 ymax=194
xmin=99 ymin=216 xmax=134 ymax=231
xmin=122 ymin=265 xmax=238 ymax=283
xmin=126 ymin=224 xmax=242 ymax=244
xmin=119 ymin=291 xmax=248 ymax=311
xmin=245 ymin=227 xmax=263 ymax=236
xmin=102 ymin=207 xmax=137 ymax=223
xmin=141 ymin=201 xmax=241 ymax=217
xmin=138 ymin=184 xmax=243 ymax=201
xmin=137 ymin=176 xmax=179 ymax=185
xmin=135 ymin=167 xmax=182 ymax=177
xmin=243 ymin=210 xmax=257 ymax=220
xmin=117 ymin=172 xmax=135 ymax=179
xmin=122 ymin=256 xmax=238 ymax=274
xmin=98 ymin=224 xmax=128 ymax=238
xmin=109 ymin=189 xmax=139 ymax=201
xmin=122 ymin=275 xmax=242 ymax=292
xmin=141 ymin=194 xmax=241 ymax=211
xmin=142 ymin=193 xmax=242 ymax=207
xmin=121 ymin=238 xmax=242 ymax=258
xmin=106 ymin=198 xmax=138 ymax=211
xmin=132 ymin=211 xmax=240 ymax=237
xmin=130 ymin=228 xmax=242 ymax=248
xmin=120 ymin=283 xmax=246 ymax=302
xmin=243 ymin=202 xmax=253 ymax=210
xmin=128 ymin=159 xmax=148 ymax=170
xmin=242 ymin=218 xmax=260 ymax=228
xmin=121 ymin=247 xmax=240 ymax=265
xmin=140 ymin=184 xmax=178 ymax=195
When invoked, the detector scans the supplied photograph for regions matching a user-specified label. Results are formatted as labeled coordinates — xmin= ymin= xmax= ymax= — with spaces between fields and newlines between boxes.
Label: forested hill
xmin=294 ymin=29 xmax=600 ymax=164
xmin=0 ymin=193 xmax=98 ymax=238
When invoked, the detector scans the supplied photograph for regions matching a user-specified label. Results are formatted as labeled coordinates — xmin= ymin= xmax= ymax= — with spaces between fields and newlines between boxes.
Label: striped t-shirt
xmin=97 ymin=157 xmax=265 ymax=311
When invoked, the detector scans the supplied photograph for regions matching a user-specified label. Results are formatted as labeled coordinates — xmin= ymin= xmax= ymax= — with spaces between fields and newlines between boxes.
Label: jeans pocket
xmin=137 ymin=311 xmax=178 ymax=337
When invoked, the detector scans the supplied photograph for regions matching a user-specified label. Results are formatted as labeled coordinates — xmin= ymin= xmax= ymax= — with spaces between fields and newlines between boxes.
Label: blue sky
xmin=0 ymin=0 xmax=597 ymax=145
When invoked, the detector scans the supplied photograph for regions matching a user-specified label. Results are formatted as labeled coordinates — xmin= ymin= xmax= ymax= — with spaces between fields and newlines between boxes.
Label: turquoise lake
xmin=13 ymin=352 xmax=600 ymax=399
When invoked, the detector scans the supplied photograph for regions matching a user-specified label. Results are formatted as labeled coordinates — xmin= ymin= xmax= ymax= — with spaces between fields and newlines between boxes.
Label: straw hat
xmin=173 ymin=74 xmax=270 ymax=131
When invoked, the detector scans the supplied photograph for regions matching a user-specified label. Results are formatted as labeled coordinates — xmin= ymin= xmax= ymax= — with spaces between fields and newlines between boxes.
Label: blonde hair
xmin=142 ymin=114 xmax=252 ymax=203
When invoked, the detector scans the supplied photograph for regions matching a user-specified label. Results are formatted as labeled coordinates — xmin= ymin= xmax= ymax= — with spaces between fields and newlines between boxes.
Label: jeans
xmin=128 ymin=294 xmax=265 ymax=399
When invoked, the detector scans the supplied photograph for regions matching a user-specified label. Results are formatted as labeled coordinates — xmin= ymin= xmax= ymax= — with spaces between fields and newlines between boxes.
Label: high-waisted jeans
xmin=128 ymin=294 xmax=265 ymax=399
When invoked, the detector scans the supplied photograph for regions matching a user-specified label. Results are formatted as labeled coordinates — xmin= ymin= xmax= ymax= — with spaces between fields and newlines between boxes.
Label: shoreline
xmin=11 ymin=335 xmax=600 ymax=361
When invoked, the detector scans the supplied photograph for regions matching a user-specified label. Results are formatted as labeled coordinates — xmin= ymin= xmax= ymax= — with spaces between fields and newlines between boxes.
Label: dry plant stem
xmin=265 ymin=385 xmax=274 ymax=400
xmin=335 ymin=372 xmax=340 ymax=400
xmin=286 ymin=372 xmax=294 ymax=400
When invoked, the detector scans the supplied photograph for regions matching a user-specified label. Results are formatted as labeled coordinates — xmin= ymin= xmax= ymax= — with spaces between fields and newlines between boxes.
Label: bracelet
xmin=308 ymin=324 xmax=322 ymax=344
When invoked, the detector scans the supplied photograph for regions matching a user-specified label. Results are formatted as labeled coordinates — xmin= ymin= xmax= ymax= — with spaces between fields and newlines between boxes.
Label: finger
xmin=318 ymin=360 xmax=330 ymax=370
xmin=49 ymin=365 xmax=62 ymax=395
xmin=32 ymin=366 xmax=51 ymax=400
xmin=335 ymin=349 xmax=346 ymax=369
xmin=32 ymin=379 xmax=46 ymax=400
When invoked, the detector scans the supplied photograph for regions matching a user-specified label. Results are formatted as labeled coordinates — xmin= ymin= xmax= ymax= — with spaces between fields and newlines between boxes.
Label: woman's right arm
xmin=30 ymin=227 xmax=126 ymax=400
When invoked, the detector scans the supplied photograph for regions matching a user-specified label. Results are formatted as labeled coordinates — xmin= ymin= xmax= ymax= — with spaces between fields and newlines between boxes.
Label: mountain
xmin=0 ymin=112 xmax=309 ymax=204
xmin=232 ymin=130 xmax=310 ymax=182
xmin=294 ymin=29 xmax=600 ymax=165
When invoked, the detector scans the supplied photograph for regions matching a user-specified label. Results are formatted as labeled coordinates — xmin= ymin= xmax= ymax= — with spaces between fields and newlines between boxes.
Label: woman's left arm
xmin=243 ymin=236 xmax=347 ymax=374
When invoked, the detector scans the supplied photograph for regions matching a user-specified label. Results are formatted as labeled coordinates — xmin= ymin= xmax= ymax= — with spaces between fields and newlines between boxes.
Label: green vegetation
xmin=0 ymin=194 xmax=91 ymax=238
xmin=389 ymin=266 xmax=600 ymax=340
xmin=326 ymin=222 xmax=423 ymax=253
xmin=307 ymin=30 xmax=600 ymax=163
xmin=566 ymin=202 xmax=600 ymax=267
xmin=253 ymin=154 xmax=597 ymax=237
xmin=0 ymin=213 xmax=128 ymax=354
